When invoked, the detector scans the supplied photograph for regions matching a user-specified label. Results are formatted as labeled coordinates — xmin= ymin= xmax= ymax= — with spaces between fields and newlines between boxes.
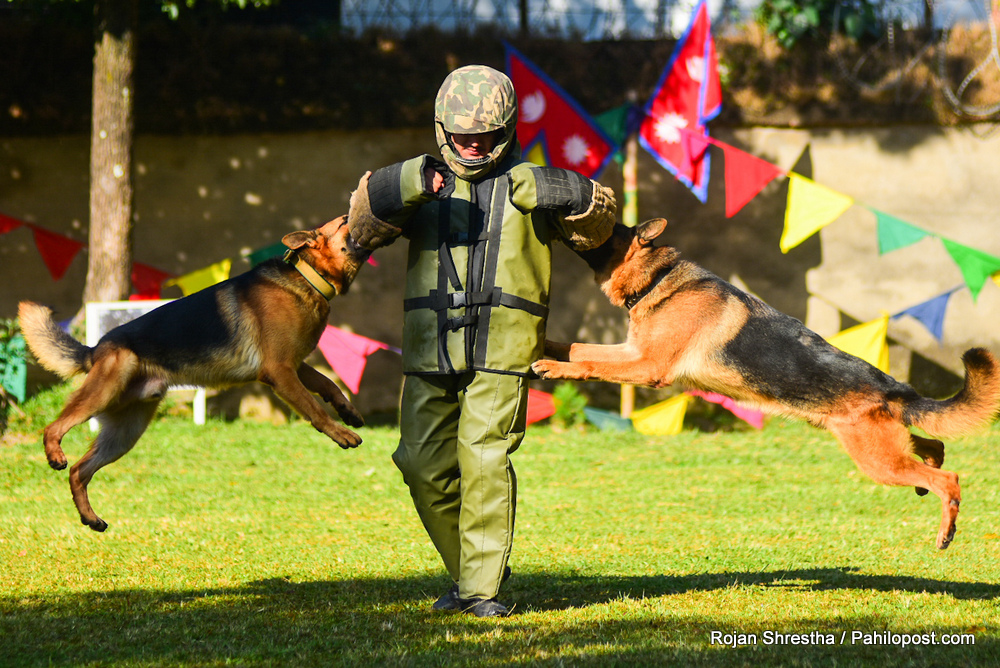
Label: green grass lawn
xmin=2 ymin=387 xmax=999 ymax=666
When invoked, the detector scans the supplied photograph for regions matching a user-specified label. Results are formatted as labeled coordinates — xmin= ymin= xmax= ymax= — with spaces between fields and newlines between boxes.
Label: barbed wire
xmin=937 ymin=0 xmax=1000 ymax=116
xmin=342 ymin=0 xmax=1000 ymax=120
xmin=340 ymin=0 xmax=708 ymax=40
xmin=824 ymin=0 xmax=1000 ymax=118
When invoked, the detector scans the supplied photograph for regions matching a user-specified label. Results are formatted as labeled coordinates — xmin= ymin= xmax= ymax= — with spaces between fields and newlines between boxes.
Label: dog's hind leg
xmin=828 ymin=413 xmax=961 ymax=549
xmin=909 ymin=434 xmax=945 ymax=497
xmin=70 ymin=397 xmax=162 ymax=532
xmin=42 ymin=347 xmax=139 ymax=470
xmin=261 ymin=364 xmax=362 ymax=448
xmin=297 ymin=363 xmax=364 ymax=428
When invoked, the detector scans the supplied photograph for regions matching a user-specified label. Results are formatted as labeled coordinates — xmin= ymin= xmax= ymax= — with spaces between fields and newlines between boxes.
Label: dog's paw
xmin=338 ymin=404 xmax=365 ymax=428
xmin=530 ymin=359 xmax=563 ymax=379
xmin=333 ymin=428 xmax=363 ymax=450
xmin=44 ymin=441 xmax=68 ymax=470
xmin=937 ymin=524 xmax=956 ymax=550
xmin=82 ymin=516 xmax=108 ymax=532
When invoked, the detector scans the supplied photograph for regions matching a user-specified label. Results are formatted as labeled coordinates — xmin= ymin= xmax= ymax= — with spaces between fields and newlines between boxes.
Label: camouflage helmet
xmin=434 ymin=65 xmax=518 ymax=180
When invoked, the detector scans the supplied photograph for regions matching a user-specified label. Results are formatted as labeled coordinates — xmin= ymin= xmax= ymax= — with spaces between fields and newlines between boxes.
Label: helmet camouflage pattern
xmin=434 ymin=65 xmax=519 ymax=179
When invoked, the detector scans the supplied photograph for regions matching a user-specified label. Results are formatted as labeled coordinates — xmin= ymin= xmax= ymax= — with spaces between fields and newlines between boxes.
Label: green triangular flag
xmin=595 ymin=103 xmax=633 ymax=166
xmin=246 ymin=241 xmax=287 ymax=266
xmin=874 ymin=210 xmax=931 ymax=254
xmin=941 ymin=239 xmax=1000 ymax=302
xmin=1 ymin=334 xmax=27 ymax=403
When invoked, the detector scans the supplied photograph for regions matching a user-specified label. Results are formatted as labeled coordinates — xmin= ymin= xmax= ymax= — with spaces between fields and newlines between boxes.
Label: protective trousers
xmin=393 ymin=370 xmax=528 ymax=601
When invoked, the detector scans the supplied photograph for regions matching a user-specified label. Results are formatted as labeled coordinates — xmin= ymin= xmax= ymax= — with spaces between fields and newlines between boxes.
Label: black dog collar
xmin=624 ymin=265 xmax=674 ymax=311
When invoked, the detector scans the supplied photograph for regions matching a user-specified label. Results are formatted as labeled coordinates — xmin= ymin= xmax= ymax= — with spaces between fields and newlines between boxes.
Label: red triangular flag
xmin=505 ymin=43 xmax=616 ymax=179
xmin=680 ymin=128 xmax=712 ymax=180
xmin=638 ymin=0 xmax=718 ymax=202
xmin=31 ymin=226 xmax=84 ymax=280
xmin=721 ymin=142 xmax=783 ymax=217
xmin=131 ymin=263 xmax=174 ymax=300
xmin=0 ymin=213 xmax=24 ymax=235
xmin=701 ymin=13 xmax=723 ymax=124
xmin=526 ymin=388 xmax=556 ymax=425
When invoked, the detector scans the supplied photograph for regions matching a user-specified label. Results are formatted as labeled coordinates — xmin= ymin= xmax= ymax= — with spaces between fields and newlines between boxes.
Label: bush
xmin=551 ymin=382 xmax=587 ymax=430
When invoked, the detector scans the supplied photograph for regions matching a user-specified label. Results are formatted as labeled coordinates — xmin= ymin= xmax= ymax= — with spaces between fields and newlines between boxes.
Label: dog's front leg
xmin=261 ymin=365 xmax=362 ymax=448
xmin=533 ymin=343 xmax=665 ymax=386
xmin=297 ymin=363 xmax=365 ymax=427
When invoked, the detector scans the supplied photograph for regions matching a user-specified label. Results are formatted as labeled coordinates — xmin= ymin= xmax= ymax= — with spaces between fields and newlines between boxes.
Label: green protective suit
xmin=347 ymin=65 xmax=615 ymax=603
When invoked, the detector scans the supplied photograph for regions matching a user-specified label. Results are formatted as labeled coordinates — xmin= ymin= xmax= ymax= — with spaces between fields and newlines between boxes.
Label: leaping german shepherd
xmin=533 ymin=218 xmax=1000 ymax=549
xmin=19 ymin=215 xmax=370 ymax=532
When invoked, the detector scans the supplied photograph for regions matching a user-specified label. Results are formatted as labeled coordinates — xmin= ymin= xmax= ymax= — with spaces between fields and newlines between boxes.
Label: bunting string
xmin=0 ymin=213 xmax=177 ymax=298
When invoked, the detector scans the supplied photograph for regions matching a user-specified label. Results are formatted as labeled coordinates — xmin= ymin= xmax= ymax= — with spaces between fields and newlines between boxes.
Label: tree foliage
xmin=755 ymin=0 xmax=880 ymax=48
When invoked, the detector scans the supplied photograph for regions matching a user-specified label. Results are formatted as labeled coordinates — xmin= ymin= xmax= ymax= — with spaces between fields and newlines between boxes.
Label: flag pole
xmin=620 ymin=102 xmax=639 ymax=419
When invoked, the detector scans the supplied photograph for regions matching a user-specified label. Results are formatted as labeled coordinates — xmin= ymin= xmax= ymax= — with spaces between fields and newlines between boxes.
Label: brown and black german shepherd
xmin=19 ymin=215 xmax=370 ymax=532
xmin=533 ymin=218 xmax=1000 ymax=549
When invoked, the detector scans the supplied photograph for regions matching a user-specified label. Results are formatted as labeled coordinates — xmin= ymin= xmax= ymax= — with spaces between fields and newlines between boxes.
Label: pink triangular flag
xmin=721 ymin=142 xmax=783 ymax=217
xmin=687 ymin=389 xmax=764 ymax=429
xmin=31 ymin=226 xmax=84 ymax=280
xmin=316 ymin=325 xmax=390 ymax=394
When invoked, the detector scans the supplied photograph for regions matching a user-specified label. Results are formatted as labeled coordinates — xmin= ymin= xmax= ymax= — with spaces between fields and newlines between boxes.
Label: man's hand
xmin=420 ymin=156 xmax=455 ymax=198
xmin=424 ymin=165 xmax=446 ymax=193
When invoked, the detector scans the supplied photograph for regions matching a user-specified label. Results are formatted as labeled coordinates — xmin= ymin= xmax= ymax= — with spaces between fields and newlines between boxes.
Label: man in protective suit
xmin=347 ymin=64 xmax=616 ymax=617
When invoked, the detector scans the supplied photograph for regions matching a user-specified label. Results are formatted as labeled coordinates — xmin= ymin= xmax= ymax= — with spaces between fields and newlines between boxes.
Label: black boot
xmin=431 ymin=583 xmax=460 ymax=611
xmin=460 ymin=597 xmax=509 ymax=617
xmin=431 ymin=566 xmax=512 ymax=612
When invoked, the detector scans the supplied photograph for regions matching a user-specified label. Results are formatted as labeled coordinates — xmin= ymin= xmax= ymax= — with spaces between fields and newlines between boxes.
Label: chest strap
xmin=404 ymin=288 xmax=548 ymax=317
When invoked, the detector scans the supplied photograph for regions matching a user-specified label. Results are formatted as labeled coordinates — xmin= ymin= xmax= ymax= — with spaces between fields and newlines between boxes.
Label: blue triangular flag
xmin=891 ymin=289 xmax=958 ymax=342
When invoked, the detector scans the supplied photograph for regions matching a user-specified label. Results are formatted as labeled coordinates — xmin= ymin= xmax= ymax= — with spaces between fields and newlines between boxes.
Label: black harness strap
xmin=435 ymin=198 xmax=458 ymax=372
xmin=472 ymin=176 xmax=510 ymax=368
xmin=466 ymin=179 xmax=493 ymax=365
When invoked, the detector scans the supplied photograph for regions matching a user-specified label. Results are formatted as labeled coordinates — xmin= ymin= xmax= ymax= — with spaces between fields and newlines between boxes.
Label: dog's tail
xmin=903 ymin=347 xmax=1000 ymax=438
xmin=17 ymin=301 xmax=92 ymax=379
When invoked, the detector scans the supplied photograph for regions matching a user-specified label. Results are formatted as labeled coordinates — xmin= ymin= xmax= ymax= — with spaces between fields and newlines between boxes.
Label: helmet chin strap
xmin=437 ymin=127 xmax=517 ymax=180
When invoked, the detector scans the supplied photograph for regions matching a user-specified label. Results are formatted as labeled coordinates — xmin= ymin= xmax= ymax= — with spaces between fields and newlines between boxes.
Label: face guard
xmin=434 ymin=65 xmax=519 ymax=180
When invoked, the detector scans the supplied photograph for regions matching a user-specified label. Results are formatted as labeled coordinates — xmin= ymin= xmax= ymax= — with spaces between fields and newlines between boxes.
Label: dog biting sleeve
xmin=348 ymin=171 xmax=403 ymax=250
xmin=349 ymin=155 xmax=455 ymax=250
xmin=557 ymin=181 xmax=617 ymax=251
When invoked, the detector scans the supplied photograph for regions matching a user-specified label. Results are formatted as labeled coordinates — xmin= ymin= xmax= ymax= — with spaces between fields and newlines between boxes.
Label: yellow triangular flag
xmin=826 ymin=313 xmax=890 ymax=373
xmin=780 ymin=174 xmax=854 ymax=253
xmin=992 ymin=272 xmax=1000 ymax=290
xmin=165 ymin=258 xmax=232 ymax=296
xmin=630 ymin=393 xmax=692 ymax=436
xmin=525 ymin=142 xmax=548 ymax=167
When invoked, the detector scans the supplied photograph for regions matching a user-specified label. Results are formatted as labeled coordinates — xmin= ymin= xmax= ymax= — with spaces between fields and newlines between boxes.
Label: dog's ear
xmin=282 ymin=230 xmax=317 ymax=251
xmin=636 ymin=218 xmax=668 ymax=245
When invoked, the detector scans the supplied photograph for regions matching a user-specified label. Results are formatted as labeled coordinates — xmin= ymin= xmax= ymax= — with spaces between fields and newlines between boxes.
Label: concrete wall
xmin=2 ymin=125 xmax=998 ymax=414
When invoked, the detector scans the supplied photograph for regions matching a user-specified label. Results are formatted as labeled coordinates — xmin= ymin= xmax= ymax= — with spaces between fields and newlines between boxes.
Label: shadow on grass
xmin=519 ymin=567 xmax=1000 ymax=609
xmin=3 ymin=569 xmax=996 ymax=666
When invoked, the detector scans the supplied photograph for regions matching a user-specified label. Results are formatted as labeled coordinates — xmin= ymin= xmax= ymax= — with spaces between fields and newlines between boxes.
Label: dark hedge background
xmin=0 ymin=2 xmax=986 ymax=136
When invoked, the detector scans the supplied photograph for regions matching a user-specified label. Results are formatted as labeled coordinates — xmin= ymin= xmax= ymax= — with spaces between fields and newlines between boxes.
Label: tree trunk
xmin=83 ymin=0 xmax=137 ymax=305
